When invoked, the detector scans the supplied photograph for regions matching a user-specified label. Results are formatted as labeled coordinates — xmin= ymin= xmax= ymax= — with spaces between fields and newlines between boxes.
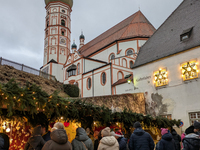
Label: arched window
xmin=67 ymin=64 xmax=76 ymax=77
xmin=77 ymin=63 xmax=80 ymax=75
xmin=61 ymin=20 xmax=65 ymax=26
xmin=87 ymin=77 xmax=91 ymax=90
xmin=110 ymin=54 xmax=115 ymax=60
xmin=61 ymin=31 xmax=64 ymax=36
xmin=47 ymin=21 xmax=49 ymax=27
xmin=118 ymin=71 xmax=124 ymax=80
xmin=126 ymin=49 xmax=133 ymax=55
xmin=130 ymin=61 xmax=134 ymax=68
xmin=101 ymin=72 xmax=106 ymax=85
xmin=122 ymin=58 xmax=127 ymax=67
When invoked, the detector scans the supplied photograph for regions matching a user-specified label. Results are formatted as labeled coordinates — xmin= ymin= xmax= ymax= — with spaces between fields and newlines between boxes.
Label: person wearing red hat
xmin=114 ymin=131 xmax=127 ymax=150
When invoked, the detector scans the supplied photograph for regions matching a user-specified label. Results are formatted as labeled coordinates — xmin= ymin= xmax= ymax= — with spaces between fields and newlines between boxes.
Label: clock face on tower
xmin=60 ymin=37 xmax=66 ymax=45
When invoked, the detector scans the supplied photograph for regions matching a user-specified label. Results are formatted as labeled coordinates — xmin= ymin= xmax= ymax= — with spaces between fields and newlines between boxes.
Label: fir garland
xmin=0 ymin=79 xmax=180 ymax=129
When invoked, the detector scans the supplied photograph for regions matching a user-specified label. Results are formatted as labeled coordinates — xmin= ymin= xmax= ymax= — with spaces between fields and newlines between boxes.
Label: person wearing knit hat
xmin=97 ymin=127 xmax=119 ymax=150
xmin=155 ymin=128 xmax=176 ymax=150
xmin=171 ymin=129 xmax=181 ymax=150
xmin=182 ymin=124 xmax=200 ymax=150
xmin=110 ymin=131 xmax=115 ymax=137
xmin=114 ymin=131 xmax=127 ymax=150
xmin=194 ymin=121 xmax=200 ymax=135
xmin=129 ymin=121 xmax=154 ymax=150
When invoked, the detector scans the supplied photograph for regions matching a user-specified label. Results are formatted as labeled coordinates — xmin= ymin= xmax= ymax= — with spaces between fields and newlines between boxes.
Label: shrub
xmin=63 ymin=84 xmax=79 ymax=97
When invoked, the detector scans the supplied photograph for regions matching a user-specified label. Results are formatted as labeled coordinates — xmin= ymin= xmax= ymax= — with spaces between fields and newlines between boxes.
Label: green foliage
xmin=0 ymin=79 xmax=180 ymax=129
xmin=63 ymin=84 xmax=79 ymax=97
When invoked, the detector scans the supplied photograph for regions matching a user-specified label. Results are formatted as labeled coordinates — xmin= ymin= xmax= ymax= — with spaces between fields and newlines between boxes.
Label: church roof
xmin=133 ymin=0 xmax=200 ymax=68
xmin=78 ymin=10 xmax=156 ymax=57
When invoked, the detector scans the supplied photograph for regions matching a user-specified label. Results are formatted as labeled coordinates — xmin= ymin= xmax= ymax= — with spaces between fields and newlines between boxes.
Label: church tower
xmin=41 ymin=0 xmax=73 ymax=82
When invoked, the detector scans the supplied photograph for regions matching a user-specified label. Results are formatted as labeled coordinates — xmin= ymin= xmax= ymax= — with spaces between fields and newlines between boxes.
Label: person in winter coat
xmin=41 ymin=123 xmax=51 ymax=142
xmin=72 ymin=127 xmax=93 ymax=150
xmin=94 ymin=130 xmax=102 ymax=150
xmin=24 ymin=125 xmax=46 ymax=150
xmin=182 ymin=125 xmax=200 ymax=150
xmin=171 ymin=129 xmax=181 ymax=150
xmin=0 ymin=132 xmax=9 ymax=150
xmin=42 ymin=122 xmax=72 ymax=150
xmin=194 ymin=121 xmax=200 ymax=135
xmin=114 ymin=131 xmax=127 ymax=150
xmin=129 ymin=121 xmax=154 ymax=150
xmin=98 ymin=127 xmax=119 ymax=150
xmin=156 ymin=128 xmax=176 ymax=150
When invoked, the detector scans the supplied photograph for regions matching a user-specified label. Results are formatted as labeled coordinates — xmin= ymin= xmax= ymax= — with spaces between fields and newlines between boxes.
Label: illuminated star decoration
xmin=182 ymin=62 xmax=196 ymax=77
xmin=154 ymin=69 xmax=168 ymax=87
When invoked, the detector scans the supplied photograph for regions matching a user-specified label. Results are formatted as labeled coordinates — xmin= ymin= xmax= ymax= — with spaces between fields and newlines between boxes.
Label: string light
xmin=57 ymin=104 xmax=59 ymax=106
xmin=37 ymin=108 xmax=39 ymax=110
xmin=33 ymin=97 xmax=36 ymax=100
xmin=1 ymin=93 xmax=4 ymax=96
xmin=65 ymin=106 xmax=68 ymax=108
xmin=5 ymin=97 xmax=7 ymax=100
xmin=18 ymin=99 xmax=20 ymax=102
xmin=21 ymin=94 xmax=23 ymax=96
xmin=43 ymin=109 xmax=45 ymax=111
xmin=35 ymin=102 xmax=38 ymax=105
xmin=13 ymin=96 xmax=16 ymax=99
xmin=49 ymin=95 xmax=52 ymax=98
xmin=32 ymin=92 xmax=35 ymax=94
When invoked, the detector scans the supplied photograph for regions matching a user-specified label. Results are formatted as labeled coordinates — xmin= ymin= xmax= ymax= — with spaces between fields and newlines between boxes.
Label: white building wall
xmin=82 ymin=72 xmax=93 ymax=97
xmin=84 ymin=59 xmax=106 ymax=73
xmin=118 ymin=40 xmax=137 ymax=56
xmin=115 ymin=82 xmax=134 ymax=95
xmin=52 ymin=63 xmax=63 ymax=82
xmin=132 ymin=47 xmax=200 ymax=131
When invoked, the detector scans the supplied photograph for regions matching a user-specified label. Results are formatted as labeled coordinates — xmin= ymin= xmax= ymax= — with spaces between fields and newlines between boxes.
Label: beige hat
xmin=102 ymin=127 xmax=110 ymax=137
xmin=110 ymin=131 xmax=115 ymax=136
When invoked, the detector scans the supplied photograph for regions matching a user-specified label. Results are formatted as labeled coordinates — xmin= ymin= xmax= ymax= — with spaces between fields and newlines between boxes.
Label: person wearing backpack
xmin=24 ymin=125 xmax=46 ymax=150
xmin=0 ymin=132 xmax=9 ymax=150
xmin=72 ymin=127 xmax=93 ymax=150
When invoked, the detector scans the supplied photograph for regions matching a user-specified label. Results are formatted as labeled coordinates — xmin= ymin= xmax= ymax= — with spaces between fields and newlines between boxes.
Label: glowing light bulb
xmin=6 ymin=128 xmax=10 ymax=133
xmin=187 ymin=67 xmax=191 ymax=71
xmin=61 ymin=117 xmax=63 ymax=120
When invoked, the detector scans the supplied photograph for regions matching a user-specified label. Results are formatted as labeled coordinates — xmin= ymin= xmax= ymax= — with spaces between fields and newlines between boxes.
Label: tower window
xmin=62 ymin=31 xmax=64 ymax=36
xmin=130 ymin=61 xmax=134 ymax=68
xmin=62 ymin=10 xmax=65 ymax=13
xmin=47 ymin=21 xmax=49 ymax=27
xmin=46 ymin=30 xmax=48 ymax=37
xmin=61 ymin=20 xmax=65 ymax=26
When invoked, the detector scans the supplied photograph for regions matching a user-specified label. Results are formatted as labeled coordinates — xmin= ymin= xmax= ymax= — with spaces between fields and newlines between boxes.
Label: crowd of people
xmin=0 ymin=121 xmax=200 ymax=150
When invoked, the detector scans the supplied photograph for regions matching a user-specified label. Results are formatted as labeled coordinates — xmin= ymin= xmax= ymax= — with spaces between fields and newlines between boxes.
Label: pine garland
xmin=0 ymin=79 xmax=180 ymax=129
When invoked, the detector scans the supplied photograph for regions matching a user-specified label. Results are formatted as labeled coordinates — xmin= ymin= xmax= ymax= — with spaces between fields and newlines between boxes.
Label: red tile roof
xmin=78 ymin=10 xmax=156 ymax=57
xmin=112 ymin=74 xmax=133 ymax=86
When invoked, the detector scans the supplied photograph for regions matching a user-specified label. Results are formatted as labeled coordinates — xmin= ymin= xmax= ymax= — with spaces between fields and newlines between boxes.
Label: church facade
xmin=41 ymin=0 xmax=156 ymax=97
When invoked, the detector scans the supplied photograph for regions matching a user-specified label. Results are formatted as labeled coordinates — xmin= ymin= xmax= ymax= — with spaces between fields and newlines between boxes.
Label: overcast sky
xmin=0 ymin=0 xmax=183 ymax=70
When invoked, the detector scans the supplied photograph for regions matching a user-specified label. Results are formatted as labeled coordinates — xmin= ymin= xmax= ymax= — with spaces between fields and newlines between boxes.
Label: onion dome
xmin=45 ymin=0 xmax=73 ymax=8
xmin=71 ymin=41 xmax=77 ymax=49
xmin=79 ymin=33 xmax=85 ymax=40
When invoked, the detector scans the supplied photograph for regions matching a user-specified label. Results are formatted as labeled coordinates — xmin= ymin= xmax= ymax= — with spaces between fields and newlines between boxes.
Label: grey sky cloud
xmin=0 ymin=0 xmax=183 ymax=69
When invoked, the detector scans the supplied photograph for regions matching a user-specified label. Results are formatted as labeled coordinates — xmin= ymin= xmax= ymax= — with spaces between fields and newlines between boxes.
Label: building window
xmin=130 ymin=61 xmax=134 ymax=68
xmin=110 ymin=54 xmax=115 ymax=60
xmin=62 ymin=31 xmax=65 ymax=36
xmin=122 ymin=58 xmax=127 ymax=67
xmin=161 ymin=114 xmax=172 ymax=120
xmin=189 ymin=112 xmax=200 ymax=125
xmin=87 ymin=77 xmax=91 ymax=90
xmin=118 ymin=71 xmax=124 ymax=80
xmin=109 ymin=53 xmax=115 ymax=64
xmin=101 ymin=72 xmax=106 ymax=85
xmin=77 ymin=63 xmax=80 ymax=75
xmin=61 ymin=20 xmax=65 ymax=26
xmin=181 ymin=60 xmax=198 ymax=81
xmin=62 ymin=9 xmax=65 ymax=13
xmin=126 ymin=49 xmax=133 ymax=55
xmin=180 ymin=27 xmax=193 ymax=41
xmin=154 ymin=68 xmax=168 ymax=87
xmin=68 ymin=69 xmax=76 ymax=77
xmin=46 ymin=30 xmax=48 ymax=37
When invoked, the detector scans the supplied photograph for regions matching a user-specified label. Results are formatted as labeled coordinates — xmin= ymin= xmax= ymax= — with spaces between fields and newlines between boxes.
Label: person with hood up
xmin=194 ymin=121 xmax=200 ymax=135
xmin=129 ymin=121 xmax=154 ymax=150
xmin=97 ymin=127 xmax=119 ymax=150
xmin=0 ymin=132 xmax=9 ymax=150
xmin=114 ymin=131 xmax=127 ymax=150
xmin=72 ymin=127 xmax=93 ymax=150
xmin=182 ymin=125 xmax=200 ymax=150
xmin=171 ymin=129 xmax=181 ymax=150
xmin=24 ymin=125 xmax=46 ymax=150
xmin=156 ymin=128 xmax=175 ymax=150
xmin=42 ymin=122 xmax=72 ymax=150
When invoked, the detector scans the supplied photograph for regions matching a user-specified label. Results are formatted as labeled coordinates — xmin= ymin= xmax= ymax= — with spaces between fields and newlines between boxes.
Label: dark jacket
xmin=42 ymin=131 xmax=51 ymax=141
xmin=94 ymin=131 xmax=102 ymax=150
xmin=156 ymin=133 xmax=176 ymax=150
xmin=128 ymin=127 xmax=154 ymax=150
xmin=42 ymin=129 xmax=72 ymax=150
xmin=171 ymin=130 xmax=181 ymax=150
xmin=72 ymin=127 xmax=93 ymax=150
xmin=182 ymin=133 xmax=200 ymax=150
xmin=0 ymin=133 xmax=9 ymax=150
xmin=118 ymin=137 xmax=127 ymax=150
xmin=24 ymin=126 xmax=46 ymax=150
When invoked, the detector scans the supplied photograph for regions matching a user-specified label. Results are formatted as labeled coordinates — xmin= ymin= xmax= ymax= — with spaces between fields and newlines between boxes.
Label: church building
xmin=40 ymin=0 xmax=156 ymax=97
